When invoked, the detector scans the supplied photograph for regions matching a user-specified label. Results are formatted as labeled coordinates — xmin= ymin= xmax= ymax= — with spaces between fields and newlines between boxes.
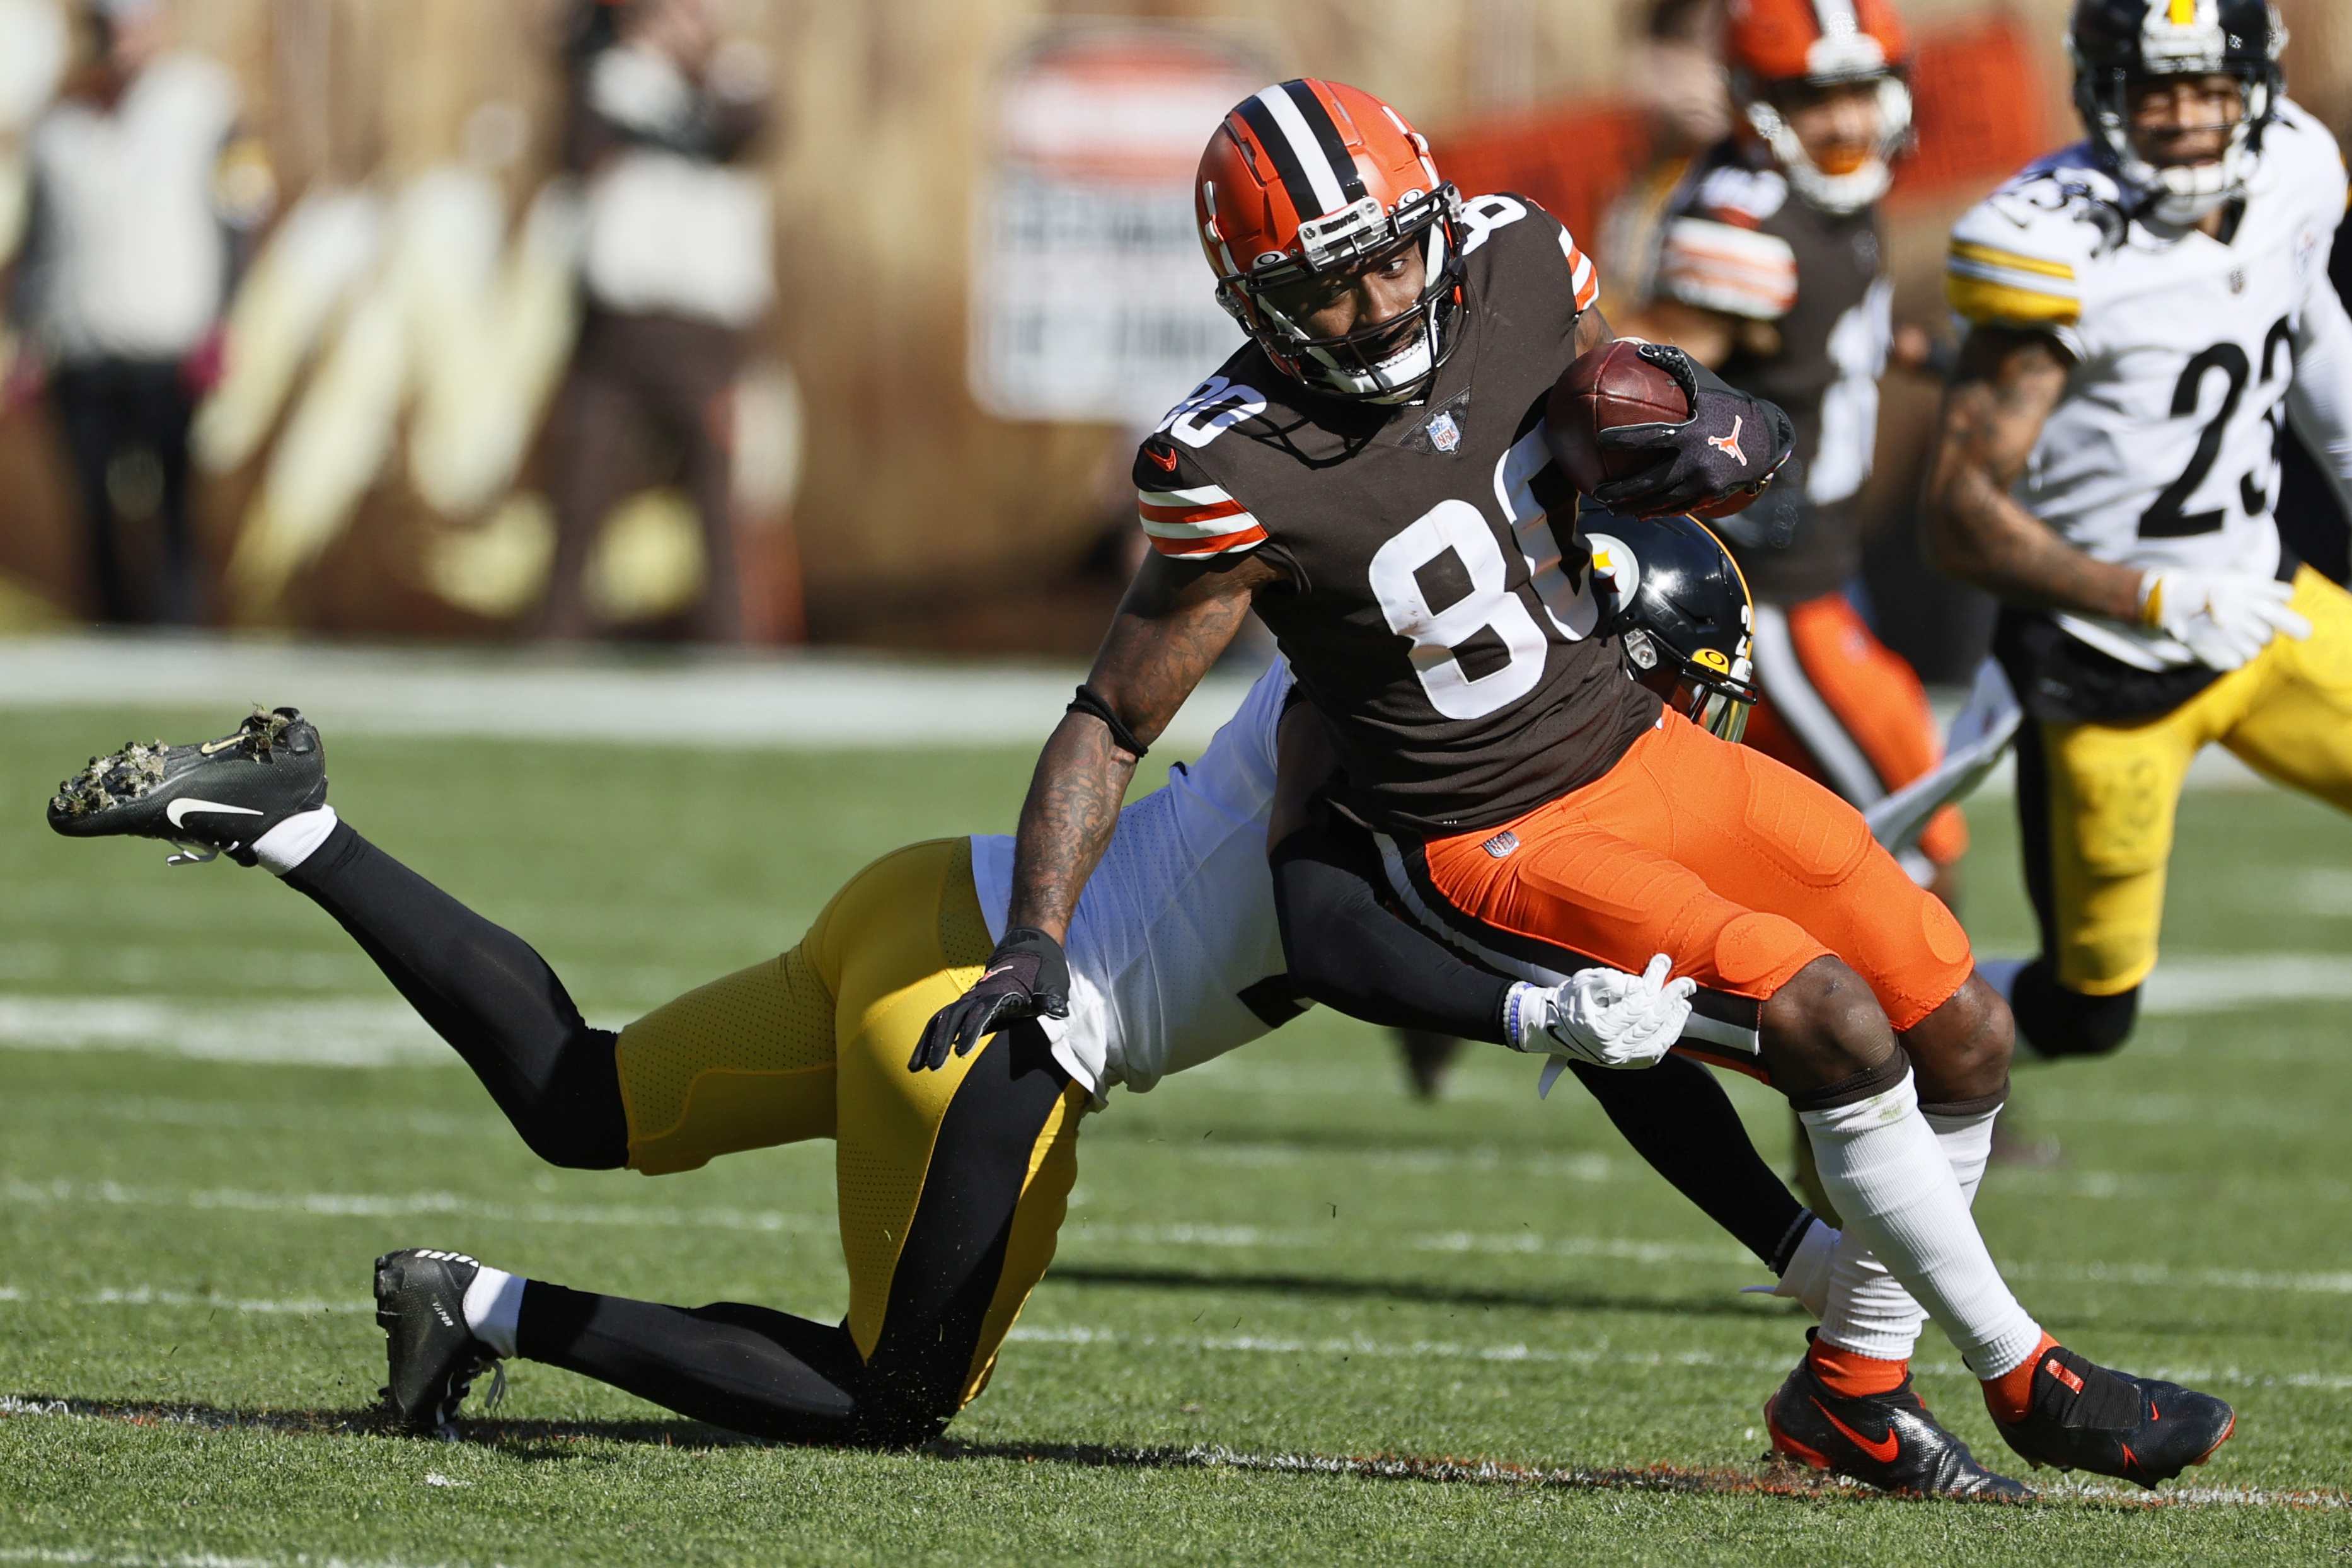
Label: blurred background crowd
xmin=0 ymin=0 xmax=2346 ymax=677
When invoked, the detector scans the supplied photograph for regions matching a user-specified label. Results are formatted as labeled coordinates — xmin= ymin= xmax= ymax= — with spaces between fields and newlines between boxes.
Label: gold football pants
xmin=611 ymin=836 xmax=1085 ymax=1413
xmin=2025 ymin=565 xmax=2352 ymax=994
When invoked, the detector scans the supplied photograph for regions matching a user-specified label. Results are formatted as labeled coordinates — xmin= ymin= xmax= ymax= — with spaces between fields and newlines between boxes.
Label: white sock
xmin=1763 ymin=1213 xmax=1838 ymax=1319
xmin=252 ymin=805 xmax=339 ymax=877
xmin=1801 ymin=1071 xmax=2043 ymax=1377
xmin=461 ymin=1264 xmax=526 ymax=1358
xmin=1816 ymin=1098 xmax=2007 ymax=1359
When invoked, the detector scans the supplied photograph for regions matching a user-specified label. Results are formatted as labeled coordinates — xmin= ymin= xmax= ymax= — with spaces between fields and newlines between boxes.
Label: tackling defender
xmin=1924 ymin=0 xmax=2352 ymax=1059
xmin=923 ymin=75 xmax=2236 ymax=1493
xmin=50 ymin=669 xmax=1809 ymax=1448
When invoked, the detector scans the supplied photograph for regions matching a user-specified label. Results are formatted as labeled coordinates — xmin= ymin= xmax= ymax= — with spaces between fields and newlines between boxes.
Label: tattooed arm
xmin=1922 ymin=326 xmax=2144 ymax=620
xmin=1006 ymin=550 xmax=1286 ymax=942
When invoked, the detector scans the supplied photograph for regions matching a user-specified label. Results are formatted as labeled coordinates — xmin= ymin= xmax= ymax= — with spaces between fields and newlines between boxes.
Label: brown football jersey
xmin=1132 ymin=195 xmax=1660 ymax=837
xmin=1652 ymin=141 xmax=1891 ymax=604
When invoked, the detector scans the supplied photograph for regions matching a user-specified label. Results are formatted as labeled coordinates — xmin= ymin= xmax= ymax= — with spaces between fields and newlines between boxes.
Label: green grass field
xmin=3 ymin=705 xmax=2349 ymax=1565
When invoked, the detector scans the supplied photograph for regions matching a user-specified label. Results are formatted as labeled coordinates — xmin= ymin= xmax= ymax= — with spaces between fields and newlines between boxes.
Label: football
xmin=1542 ymin=339 xmax=1688 ymax=495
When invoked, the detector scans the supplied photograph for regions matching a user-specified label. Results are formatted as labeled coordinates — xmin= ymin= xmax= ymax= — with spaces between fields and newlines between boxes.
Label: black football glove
xmin=908 ymin=926 xmax=1071 ymax=1072
xmin=1590 ymin=343 xmax=1795 ymax=519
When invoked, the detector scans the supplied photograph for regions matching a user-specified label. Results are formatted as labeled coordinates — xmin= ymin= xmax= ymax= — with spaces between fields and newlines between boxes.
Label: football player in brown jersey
xmin=1614 ymin=0 xmax=1970 ymax=902
xmin=919 ymin=77 xmax=2235 ymax=1494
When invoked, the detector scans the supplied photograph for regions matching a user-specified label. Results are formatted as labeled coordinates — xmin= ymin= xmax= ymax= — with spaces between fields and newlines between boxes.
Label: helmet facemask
xmin=1742 ymin=72 xmax=1914 ymax=216
xmin=1216 ymin=184 xmax=1465 ymax=404
xmin=1623 ymin=626 xmax=1758 ymax=742
xmin=2075 ymin=63 xmax=2274 ymax=224
xmin=2071 ymin=1 xmax=2288 ymax=226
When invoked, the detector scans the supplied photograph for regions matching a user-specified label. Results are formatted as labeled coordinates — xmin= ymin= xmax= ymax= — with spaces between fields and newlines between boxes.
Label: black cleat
xmin=1766 ymin=1347 xmax=2033 ymax=1499
xmin=1992 ymin=1344 xmax=2235 ymax=1488
xmin=49 ymin=707 xmax=325 ymax=866
xmin=374 ymin=1248 xmax=502 ymax=1440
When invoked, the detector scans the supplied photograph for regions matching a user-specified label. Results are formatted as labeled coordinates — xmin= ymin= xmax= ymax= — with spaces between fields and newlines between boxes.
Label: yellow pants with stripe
xmin=609 ymin=837 xmax=1085 ymax=1413
xmin=2032 ymin=566 xmax=2352 ymax=994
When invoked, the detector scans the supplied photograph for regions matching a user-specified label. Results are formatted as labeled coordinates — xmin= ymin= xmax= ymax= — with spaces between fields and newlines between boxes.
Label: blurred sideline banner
xmin=968 ymin=26 xmax=1260 ymax=429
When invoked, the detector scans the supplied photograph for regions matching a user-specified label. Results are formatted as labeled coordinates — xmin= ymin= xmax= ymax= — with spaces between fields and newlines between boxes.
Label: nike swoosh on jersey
xmin=1146 ymin=445 xmax=1180 ymax=473
xmin=166 ymin=798 xmax=266 ymax=827
xmin=1813 ymin=1397 xmax=1901 ymax=1464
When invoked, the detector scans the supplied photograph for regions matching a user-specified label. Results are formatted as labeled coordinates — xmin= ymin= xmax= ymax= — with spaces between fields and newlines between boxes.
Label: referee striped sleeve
xmin=1138 ymin=483 xmax=1267 ymax=558
xmin=1654 ymin=217 xmax=1797 ymax=320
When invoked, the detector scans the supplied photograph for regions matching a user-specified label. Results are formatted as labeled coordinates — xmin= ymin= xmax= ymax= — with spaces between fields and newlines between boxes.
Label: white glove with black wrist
xmin=2140 ymin=568 xmax=2310 ymax=672
xmin=1503 ymin=953 xmax=1696 ymax=1077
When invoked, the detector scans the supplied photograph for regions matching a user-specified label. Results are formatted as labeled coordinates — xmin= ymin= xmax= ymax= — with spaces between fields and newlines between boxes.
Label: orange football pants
xmin=1743 ymin=591 xmax=1968 ymax=868
xmin=1415 ymin=712 xmax=1974 ymax=1069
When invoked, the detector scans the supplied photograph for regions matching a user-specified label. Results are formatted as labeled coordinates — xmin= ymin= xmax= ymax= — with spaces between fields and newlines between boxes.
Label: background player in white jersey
xmin=47 ymin=669 xmax=1798 ymax=1448
xmin=1925 ymin=0 xmax=2352 ymax=1060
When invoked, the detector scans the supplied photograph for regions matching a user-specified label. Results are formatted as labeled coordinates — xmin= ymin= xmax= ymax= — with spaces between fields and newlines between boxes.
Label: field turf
xmin=2 ymin=706 xmax=2349 ymax=1565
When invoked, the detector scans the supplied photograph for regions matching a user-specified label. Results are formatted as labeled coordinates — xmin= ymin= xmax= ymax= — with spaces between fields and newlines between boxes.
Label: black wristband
xmin=1068 ymin=684 xmax=1148 ymax=759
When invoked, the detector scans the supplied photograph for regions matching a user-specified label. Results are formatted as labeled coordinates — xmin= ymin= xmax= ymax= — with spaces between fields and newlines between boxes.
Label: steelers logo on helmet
xmin=1196 ymin=78 xmax=1466 ymax=403
xmin=2068 ymin=0 xmax=2287 ymax=226
xmin=1582 ymin=510 xmax=1761 ymax=743
xmin=1727 ymin=0 xmax=1916 ymax=215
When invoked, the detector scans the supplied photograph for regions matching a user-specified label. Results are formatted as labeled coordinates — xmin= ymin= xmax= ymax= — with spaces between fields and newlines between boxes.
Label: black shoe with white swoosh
xmin=375 ymin=1248 xmax=504 ymax=1439
xmin=47 ymin=707 xmax=325 ymax=866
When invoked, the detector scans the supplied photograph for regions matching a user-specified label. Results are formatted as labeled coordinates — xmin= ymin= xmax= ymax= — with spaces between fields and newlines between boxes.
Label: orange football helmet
xmin=1195 ymin=79 xmax=1463 ymax=402
xmin=1726 ymin=0 xmax=1913 ymax=212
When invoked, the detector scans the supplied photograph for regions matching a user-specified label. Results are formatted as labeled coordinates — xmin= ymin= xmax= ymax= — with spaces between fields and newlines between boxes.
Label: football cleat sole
xmin=49 ymin=707 xmax=326 ymax=866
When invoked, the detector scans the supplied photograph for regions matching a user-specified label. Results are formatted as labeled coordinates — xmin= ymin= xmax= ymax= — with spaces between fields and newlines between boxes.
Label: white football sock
xmin=461 ymin=1263 xmax=526 ymax=1358
xmin=1802 ymin=1071 xmax=2042 ymax=1378
xmin=1816 ymin=1099 xmax=2005 ymax=1359
xmin=252 ymin=805 xmax=338 ymax=877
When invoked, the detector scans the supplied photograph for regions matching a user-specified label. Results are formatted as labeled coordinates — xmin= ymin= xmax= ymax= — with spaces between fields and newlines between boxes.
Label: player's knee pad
xmin=2011 ymin=960 xmax=2137 ymax=1059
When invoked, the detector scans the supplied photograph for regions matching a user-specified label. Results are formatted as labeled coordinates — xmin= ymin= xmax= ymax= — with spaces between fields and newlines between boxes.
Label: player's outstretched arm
xmin=909 ymin=549 xmax=1281 ymax=1070
xmin=1922 ymin=326 xmax=2142 ymax=619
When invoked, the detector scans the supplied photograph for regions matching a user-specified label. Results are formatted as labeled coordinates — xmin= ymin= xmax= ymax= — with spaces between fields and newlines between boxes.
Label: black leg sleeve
xmin=516 ymin=1283 xmax=863 ymax=1440
xmin=1568 ymin=1054 xmax=1809 ymax=1270
xmin=513 ymin=1020 xmax=1072 ymax=1448
xmin=1270 ymin=814 xmax=1512 ymax=1042
xmin=282 ymin=821 xmax=627 ymax=1169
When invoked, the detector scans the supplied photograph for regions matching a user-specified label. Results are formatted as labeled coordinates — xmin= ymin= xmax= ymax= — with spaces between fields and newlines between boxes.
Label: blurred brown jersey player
xmin=1621 ymin=0 xmax=1966 ymax=889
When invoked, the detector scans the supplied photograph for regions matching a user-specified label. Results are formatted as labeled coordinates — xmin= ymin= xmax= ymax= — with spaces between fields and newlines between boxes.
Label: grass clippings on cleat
xmin=49 ymin=741 xmax=167 ymax=819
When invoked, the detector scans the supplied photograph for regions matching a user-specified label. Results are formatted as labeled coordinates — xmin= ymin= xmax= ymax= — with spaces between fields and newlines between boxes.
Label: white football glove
xmin=2141 ymin=568 xmax=2310 ymax=672
xmin=1504 ymin=953 xmax=1696 ymax=1076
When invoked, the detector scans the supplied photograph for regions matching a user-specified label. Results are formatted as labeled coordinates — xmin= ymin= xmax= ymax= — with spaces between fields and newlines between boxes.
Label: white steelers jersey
xmin=973 ymin=659 xmax=1300 ymax=1100
xmin=1947 ymin=100 xmax=2349 ymax=671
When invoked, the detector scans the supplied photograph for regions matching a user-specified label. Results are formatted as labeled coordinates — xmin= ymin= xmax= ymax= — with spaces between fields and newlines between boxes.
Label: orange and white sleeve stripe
xmin=1138 ymin=482 xmax=1267 ymax=558
xmin=1654 ymin=216 xmax=1797 ymax=321
xmin=1558 ymin=228 xmax=1600 ymax=314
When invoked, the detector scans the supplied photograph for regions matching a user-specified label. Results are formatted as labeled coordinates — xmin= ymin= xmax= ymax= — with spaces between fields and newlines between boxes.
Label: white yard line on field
xmin=3 ymin=951 xmax=2348 ymax=1078
xmin=0 ymin=1547 xmax=466 ymax=1568
xmin=0 ymin=634 xmax=1257 ymax=752
xmin=0 ymin=1177 xmax=833 ymax=1237
xmin=0 ymin=996 xmax=448 ymax=1069
xmin=2142 ymin=955 xmax=2352 ymax=1013
xmin=9 ymin=1175 xmax=2351 ymax=1296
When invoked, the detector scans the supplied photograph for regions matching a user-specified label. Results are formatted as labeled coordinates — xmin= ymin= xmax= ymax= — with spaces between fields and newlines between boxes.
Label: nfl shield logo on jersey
xmin=1427 ymin=412 xmax=1462 ymax=453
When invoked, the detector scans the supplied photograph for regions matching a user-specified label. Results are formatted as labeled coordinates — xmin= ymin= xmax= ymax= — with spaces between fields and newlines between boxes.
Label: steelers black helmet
xmin=2070 ymin=0 xmax=2286 ymax=223
xmin=1582 ymin=507 xmax=1759 ymax=742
